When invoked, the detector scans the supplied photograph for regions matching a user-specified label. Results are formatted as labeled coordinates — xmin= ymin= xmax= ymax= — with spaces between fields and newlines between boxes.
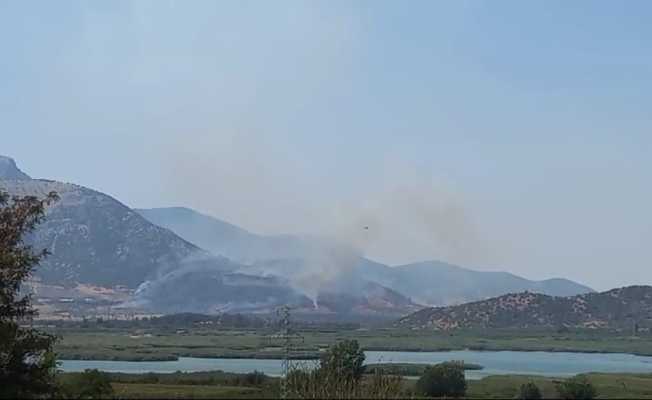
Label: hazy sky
xmin=2 ymin=0 xmax=651 ymax=290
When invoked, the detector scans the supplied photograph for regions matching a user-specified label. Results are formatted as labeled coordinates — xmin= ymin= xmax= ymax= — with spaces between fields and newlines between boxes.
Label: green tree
xmin=286 ymin=340 xmax=403 ymax=399
xmin=0 ymin=190 xmax=59 ymax=398
xmin=59 ymin=369 xmax=114 ymax=399
xmin=244 ymin=370 xmax=267 ymax=386
xmin=319 ymin=339 xmax=365 ymax=382
xmin=416 ymin=362 xmax=467 ymax=398
xmin=557 ymin=375 xmax=597 ymax=400
xmin=519 ymin=381 xmax=542 ymax=399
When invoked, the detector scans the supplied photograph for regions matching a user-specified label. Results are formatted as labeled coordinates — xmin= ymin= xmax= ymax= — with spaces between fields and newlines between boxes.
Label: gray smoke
xmin=159 ymin=144 xmax=496 ymax=304
xmin=325 ymin=181 xmax=491 ymax=267
xmin=279 ymin=180 xmax=494 ymax=304
xmin=158 ymin=130 xmax=496 ymax=305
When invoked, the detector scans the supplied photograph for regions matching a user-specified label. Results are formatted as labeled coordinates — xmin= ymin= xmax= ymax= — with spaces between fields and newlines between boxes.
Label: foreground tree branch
xmin=0 ymin=189 xmax=59 ymax=398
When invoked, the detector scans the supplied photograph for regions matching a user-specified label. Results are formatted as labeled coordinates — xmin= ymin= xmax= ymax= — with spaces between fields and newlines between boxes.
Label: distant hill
xmin=135 ymin=207 xmax=311 ymax=263
xmin=396 ymin=286 xmax=652 ymax=330
xmin=138 ymin=206 xmax=593 ymax=306
xmin=385 ymin=261 xmax=594 ymax=305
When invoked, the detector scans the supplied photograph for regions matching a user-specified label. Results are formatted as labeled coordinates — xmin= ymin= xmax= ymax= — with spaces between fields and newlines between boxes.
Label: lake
xmin=60 ymin=350 xmax=652 ymax=379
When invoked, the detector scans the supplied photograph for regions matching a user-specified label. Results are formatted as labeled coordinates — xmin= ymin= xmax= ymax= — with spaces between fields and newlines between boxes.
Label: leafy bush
xmin=141 ymin=372 xmax=159 ymax=384
xmin=557 ymin=375 xmax=597 ymax=399
xmin=518 ymin=381 xmax=542 ymax=399
xmin=285 ymin=341 xmax=403 ymax=399
xmin=319 ymin=339 xmax=365 ymax=382
xmin=416 ymin=362 xmax=467 ymax=398
xmin=59 ymin=369 xmax=114 ymax=399
xmin=243 ymin=370 xmax=267 ymax=386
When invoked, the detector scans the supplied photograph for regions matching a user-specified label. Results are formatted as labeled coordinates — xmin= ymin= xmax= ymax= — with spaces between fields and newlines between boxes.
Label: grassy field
xmin=111 ymin=383 xmax=263 ymax=399
xmin=58 ymin=369 xmax=277 ymax=399
xmin=59 ymin=370 xmax=652 ymax=398
xmin=466 ymin=373 xmax=652 ymax=399
xmin=52 ymin=326 xmax=652 ymax=361
xmin=50 ymin=321 xmax=652 ymax=398
xmin=105 ymin=375 xmax=652 ymax=399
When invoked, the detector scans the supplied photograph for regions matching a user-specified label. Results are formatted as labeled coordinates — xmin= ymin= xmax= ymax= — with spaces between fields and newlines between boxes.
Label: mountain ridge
xmin=396 ymin=285 xmax=652 ymax=330
xmin=137 ymin=207 xmax=594 ymax=306
xmin=390 ymin=260 xmax=594 ymax=305
xmin=136 ymin=206 xmax=310 ymax=263
xmin=1 ymin=178 xmax=206 ymax=287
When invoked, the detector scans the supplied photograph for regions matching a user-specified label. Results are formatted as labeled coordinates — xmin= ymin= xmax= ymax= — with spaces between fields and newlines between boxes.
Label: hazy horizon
xmin=3 ymin=1 xmax=651 ymax=291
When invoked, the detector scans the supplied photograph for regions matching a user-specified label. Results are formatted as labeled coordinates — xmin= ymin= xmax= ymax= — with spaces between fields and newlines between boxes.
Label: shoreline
xmin=57 ymin=347 xmax=652 ymax=362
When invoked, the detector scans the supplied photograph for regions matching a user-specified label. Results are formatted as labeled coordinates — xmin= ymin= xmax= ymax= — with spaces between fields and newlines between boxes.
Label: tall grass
xmin=284 ymin=362 xmax=404 ymax=399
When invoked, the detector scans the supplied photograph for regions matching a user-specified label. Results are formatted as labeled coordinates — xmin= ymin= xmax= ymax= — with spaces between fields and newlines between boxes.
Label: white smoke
xmin=286 ymin=237 xmax=361 ymax=308
xmin=229 ymin=177 xmax=495 ymax=308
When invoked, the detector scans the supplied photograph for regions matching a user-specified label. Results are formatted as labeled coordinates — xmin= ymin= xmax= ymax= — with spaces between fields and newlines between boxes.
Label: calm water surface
xmin=60 ymin=350 xmax=652 ymax=379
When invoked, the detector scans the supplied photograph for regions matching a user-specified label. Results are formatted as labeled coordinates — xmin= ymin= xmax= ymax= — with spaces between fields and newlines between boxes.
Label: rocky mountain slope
xmin=1 ymin=178 xmax=209 ymax=288
xmin=138 ymin=207 xmax=594 ymax=306
xmin=396 ymin=286 xmax=652 ymax=330
xmin=0 ymin=155 xmax=31 ymax=180
xmin=0 ymin=157 xmax=417 ymax=317
xmin=0 ymin=160 xmax=311 ymax=314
